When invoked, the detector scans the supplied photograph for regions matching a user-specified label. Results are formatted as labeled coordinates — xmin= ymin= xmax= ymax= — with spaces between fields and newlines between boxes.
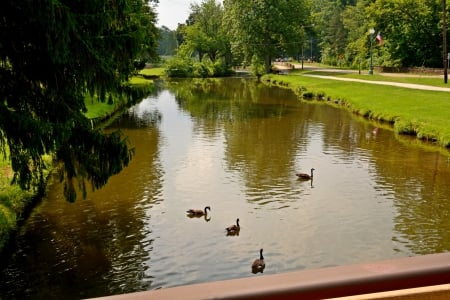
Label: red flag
xmin=376 ymin=32 xmax=384 ymax=45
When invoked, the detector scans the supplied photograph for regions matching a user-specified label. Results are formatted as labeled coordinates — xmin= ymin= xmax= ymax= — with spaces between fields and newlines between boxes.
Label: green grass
xmin=139 ymin=67 xmax=165 ymax=77
xmin=0 ymin=151 xmax=49 ymax=252
xmin=299 ymin=70 xmax=447 ymax=87
xmin=84 ymin=94 xmax=119 ymax=119
xmin=263 ymin=73 xmax=450 ymax=149
xmin=84 ymin=71 xmax=158 ymax=119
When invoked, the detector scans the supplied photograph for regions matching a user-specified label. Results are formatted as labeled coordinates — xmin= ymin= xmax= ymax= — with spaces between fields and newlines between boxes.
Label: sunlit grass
xmin=84 ymin=94 xmax=118 ymax=119
xmin=139 ymin=67 xmax=165 ymax=77
xmin=0 ymin=149 xmax=38 ymax=251
xmin=301 ymin=70 xmax=447 ymax=87
xmin=84 ymin=71 xmax=157 ymax=119
xmin=263 ymin=73 xmax=450 ymax=148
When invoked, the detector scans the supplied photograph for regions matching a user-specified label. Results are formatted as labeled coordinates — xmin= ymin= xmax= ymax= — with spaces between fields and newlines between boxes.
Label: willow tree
xmin=223 ymin=0 xmax=311 ymax=74
xmin=0 ymin=0 xmax=159 ymax=201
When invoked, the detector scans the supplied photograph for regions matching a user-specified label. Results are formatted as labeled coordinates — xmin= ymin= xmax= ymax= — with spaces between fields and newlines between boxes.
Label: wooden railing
xmin=89 ymin=252 xmax=450 ymax=300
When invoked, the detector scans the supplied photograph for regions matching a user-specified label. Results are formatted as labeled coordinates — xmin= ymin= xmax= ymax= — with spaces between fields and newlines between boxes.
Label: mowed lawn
xmin=263 ymin=71 xmax=450 ymax=148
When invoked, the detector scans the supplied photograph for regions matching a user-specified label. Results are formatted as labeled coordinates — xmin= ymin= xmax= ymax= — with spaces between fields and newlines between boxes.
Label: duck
xmin=186 ymin=206 xmax=211 ymax=216
xmin=251 ymin=248 xmax=265 ymax=273
xmin=226 ymin=218 xmax=240 ymax=235
xmin=296 ymin=168 xmax=315 ymax=180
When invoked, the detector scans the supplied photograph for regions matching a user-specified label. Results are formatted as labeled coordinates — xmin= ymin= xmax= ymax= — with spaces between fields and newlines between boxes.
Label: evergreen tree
xmin=0 ymin=0 xmax=159 ymax=201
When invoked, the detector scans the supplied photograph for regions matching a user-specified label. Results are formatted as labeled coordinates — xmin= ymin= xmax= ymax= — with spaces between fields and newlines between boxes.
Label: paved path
xmin=274 ymin=63 xmax=450 ymax=92
xmin=304 ymin=74 xmax=450 ymax=92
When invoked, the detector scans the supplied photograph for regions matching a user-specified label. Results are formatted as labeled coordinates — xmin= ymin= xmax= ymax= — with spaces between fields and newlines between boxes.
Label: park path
xmin=274 ymin=62 xmax=450 ymax=92
xmin=303 ymin=74 xmax=450 ymax=92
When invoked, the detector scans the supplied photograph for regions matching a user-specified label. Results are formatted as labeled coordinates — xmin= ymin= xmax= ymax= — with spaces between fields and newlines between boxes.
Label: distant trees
xmin=166 ymin=0 xmax=233 ymax=77
xmin=316 ymin=0 xmax=447 ymax=68
xmin=0 ymin=0 xmax=159 ymax=201
xmin=182 ymin=0 xmax=229 ymax=62
xmin=366 ymin=0 xmax=443 ymax=68
xmin=223 ymin=0 xmax=312 ymax=74
xmin=162 ymin=0 xmax=448 ymax=75
xmin=158 ymin=26 xmax=178 ymax=56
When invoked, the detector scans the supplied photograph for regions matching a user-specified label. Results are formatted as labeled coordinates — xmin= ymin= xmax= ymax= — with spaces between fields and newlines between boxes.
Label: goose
xmin=186 ymin=206 xmax=211 ymax=216
xmin=296 ymin=168 xmax=315 ymax=180
xmin=226 ymin=218 xmax=240 ymax=234
xmin=251 ymin=248 xmax=265 ymax=273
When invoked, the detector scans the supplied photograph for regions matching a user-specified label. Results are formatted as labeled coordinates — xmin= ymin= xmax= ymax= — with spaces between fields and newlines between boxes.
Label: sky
xmin=154 ymin=0 xmax=197 ymax=30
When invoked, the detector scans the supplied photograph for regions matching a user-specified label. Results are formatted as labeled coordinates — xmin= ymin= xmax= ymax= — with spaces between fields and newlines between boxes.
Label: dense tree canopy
xmin=183 ymin=0 xmax=229 ymax=62
xmin=223 ymin=0 xmax=312 ymax=73
xmin=314 ymin=0 xmax=447 ymax=68
xmin=0 ymin=0 xmax=159 ymax=201
xmin=367 ymin=0 xmax=443 ymax=67
xmin=166 ymin=0 xmax=448 ymax=72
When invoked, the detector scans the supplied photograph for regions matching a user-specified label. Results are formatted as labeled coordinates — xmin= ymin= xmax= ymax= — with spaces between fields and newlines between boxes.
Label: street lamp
xmin=368 ymin=28 xmax=375 ymax=75
xmin=300 ymin=24 xmax=314 ymax=70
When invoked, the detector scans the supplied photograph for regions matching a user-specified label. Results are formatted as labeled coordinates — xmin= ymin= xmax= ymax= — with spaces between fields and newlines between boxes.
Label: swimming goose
xmin=226 ymin=218 xmax=240 ymax=234
xmin=252 ymin=248 xmax=265 ymax=273
xmin=186 ymin=206 xmax=211 ymax=216
xmin=296 ymin=168 xmax=315 ymax=180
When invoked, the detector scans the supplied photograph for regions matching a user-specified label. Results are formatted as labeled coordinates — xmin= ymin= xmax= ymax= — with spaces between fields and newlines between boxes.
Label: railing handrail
xmin=89 ymin=252 xmax=450 ymax=300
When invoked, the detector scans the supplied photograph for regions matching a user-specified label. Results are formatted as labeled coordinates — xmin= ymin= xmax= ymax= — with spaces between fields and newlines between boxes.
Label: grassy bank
xmin=263 ymin=71 xmax=450 ymax=149
xmin=0 ymin=72 xmax=157 ymax=254
xmin=0 ymin=155 xmax=52 ymax=252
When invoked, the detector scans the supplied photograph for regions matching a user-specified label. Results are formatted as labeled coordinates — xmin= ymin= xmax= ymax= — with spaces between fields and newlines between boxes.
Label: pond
xmin=1 ymin=77 xmax=450 ymax=299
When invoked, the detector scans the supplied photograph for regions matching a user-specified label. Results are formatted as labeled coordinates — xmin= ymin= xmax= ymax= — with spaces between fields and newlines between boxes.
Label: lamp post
xmin=443 ymin=0 xmax=448 ymax=84
xmin=368 ymin=28 xmax=375 ymax=75
xmin=300 ymin=24 xmax=314 ymax=70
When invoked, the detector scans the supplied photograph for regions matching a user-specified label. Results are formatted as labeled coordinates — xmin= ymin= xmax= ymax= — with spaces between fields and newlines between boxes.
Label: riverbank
xmin=263 ymin=67 xmax=450 ymax=151
xmin=0 ymin=72 xmax=160 ymax=255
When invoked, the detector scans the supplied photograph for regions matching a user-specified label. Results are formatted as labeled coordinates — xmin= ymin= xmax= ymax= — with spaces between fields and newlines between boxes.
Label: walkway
xmin=274 ymin=63 xmax=450 ymax=92
xmin=304 ymin=74 xmax=450 ymax=92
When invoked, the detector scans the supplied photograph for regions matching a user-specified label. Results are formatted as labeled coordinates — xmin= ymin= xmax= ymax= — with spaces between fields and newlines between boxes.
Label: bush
xmin=193 ymin=62 xmax=211 ymax=78
xmin=165 ymin=58 xmax=193 ymax=77
xmin=165 ymin=56 xmax=234 ymax=78
xmin=212 ymin=61 xmax=234 ymax=77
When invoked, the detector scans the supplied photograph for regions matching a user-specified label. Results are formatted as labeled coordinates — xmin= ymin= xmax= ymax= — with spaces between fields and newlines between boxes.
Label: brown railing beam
xmin=90 ymin=252 xmax=450 ymax=300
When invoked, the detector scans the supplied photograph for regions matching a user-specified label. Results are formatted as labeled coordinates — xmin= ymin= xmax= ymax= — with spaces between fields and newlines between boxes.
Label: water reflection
xmin=1 ymin=78 xmax=450 ymax=299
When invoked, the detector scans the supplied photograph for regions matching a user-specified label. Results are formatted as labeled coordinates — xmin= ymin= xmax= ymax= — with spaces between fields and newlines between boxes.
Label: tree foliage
xmin=158 ymin=26 xmax=178 ymax=56
xmin=366 ymin=0 xmax=443 ymax=67
xmin=223 ymin=0 xmax=312 ymax=73
xmin=0 ymin=0 xmax=159 ymax=201
xmin=165 ymin=0 xmax=234 ymax=77
xmin=315 ymin=0 xmax=447 ymax=68
xmin=172 ymin=0 xmax=231 ymax=65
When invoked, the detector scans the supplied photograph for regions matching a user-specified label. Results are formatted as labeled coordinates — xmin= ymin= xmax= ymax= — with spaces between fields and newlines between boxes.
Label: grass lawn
xmin=263 ymin=72 xmax=450 ymax=149
xmin=139 ymin=67 xmax=165 ymax=77
xmin=300 ymin=70 xmax=448 ymax=87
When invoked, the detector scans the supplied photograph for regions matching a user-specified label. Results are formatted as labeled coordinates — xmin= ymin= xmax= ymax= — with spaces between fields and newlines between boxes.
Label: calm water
xmin=1 ymin=78 xmax=450 ymax=299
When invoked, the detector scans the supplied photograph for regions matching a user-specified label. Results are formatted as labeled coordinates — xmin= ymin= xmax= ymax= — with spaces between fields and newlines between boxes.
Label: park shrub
xmin=212 ymin=61 xmax=234 ymax=77
xmin=165 ymin=57 xmax=193 ymax=77
xmin=193 ymin=61 xmax=211 ymax=78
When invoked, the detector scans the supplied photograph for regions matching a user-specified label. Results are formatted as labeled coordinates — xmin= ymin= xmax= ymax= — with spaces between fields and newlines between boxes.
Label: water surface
xmin=1 ymin=78 xmax=450 ymax=299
